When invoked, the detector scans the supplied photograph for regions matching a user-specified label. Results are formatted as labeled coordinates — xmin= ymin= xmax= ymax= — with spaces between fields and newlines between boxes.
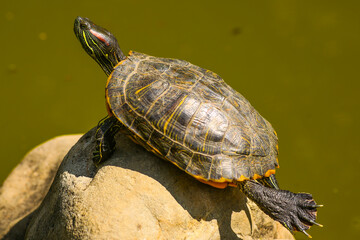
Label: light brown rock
xmin=0 ymin=135 xmax=81 ymax=239
xmin=1 ymin=128 xmax=294 ymax=239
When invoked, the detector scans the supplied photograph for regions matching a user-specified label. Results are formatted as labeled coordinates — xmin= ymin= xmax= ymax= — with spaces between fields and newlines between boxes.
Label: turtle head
xmin=74 ymin=16 xmax=126 ymax=76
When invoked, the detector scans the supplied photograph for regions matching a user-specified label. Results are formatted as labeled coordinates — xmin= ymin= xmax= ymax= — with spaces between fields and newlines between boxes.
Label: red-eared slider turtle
xmin=74 ymin=16 xmax=322 ymax=237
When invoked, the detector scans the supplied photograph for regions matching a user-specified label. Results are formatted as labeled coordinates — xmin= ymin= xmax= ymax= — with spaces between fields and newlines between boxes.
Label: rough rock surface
xmin=1 ymin=128 xmax=294 ymax=239
xmin=0 ymin=135 xmax=81 ymax=240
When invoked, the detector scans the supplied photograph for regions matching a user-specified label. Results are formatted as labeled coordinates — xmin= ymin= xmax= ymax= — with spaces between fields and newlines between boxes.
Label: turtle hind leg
xmin=93 ymin=115 xmax=122 ymax=166
xmin=238 ymin=180 xmax=322 ymax=238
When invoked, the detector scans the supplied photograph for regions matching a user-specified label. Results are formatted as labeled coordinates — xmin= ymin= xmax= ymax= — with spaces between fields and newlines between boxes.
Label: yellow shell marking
xmin=163 ymin=95 xmax=188 ymax=135
xmin=135 ymin=82 xmax=155 ymax=96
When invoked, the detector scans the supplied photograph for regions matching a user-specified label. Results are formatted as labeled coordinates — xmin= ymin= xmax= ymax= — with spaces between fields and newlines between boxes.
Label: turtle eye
xmin=80 ymin=21 xmax=91 ymax=30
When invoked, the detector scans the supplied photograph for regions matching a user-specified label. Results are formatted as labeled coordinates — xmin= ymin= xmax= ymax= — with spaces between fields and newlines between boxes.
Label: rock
xmin=1 ymin=128 xmax=294 ymax=240
xmin=0 ymin=135 xmax=81 ymax=240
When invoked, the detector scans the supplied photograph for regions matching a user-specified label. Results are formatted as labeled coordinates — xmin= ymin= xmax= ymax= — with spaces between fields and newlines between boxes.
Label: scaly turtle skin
xmin=74 ymin=16 xmax=322 ymax=237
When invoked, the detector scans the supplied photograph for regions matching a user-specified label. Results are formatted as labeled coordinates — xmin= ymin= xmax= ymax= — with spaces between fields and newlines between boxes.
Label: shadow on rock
xmin=108 ymin=133 xmax=249 ymax=240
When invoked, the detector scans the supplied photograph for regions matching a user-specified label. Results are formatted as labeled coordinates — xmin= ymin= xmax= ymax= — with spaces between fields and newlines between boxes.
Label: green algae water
xmin=1 ymin=1 xmax=359 ymax=239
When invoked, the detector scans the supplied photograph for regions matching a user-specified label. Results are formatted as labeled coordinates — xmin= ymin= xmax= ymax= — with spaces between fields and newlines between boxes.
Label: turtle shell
xmin=106 ymin=51 xmax=279 ymax=183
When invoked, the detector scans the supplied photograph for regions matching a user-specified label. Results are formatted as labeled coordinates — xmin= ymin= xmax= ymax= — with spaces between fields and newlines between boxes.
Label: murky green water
xmin=1 ymin=1 xmax=359 ymax=239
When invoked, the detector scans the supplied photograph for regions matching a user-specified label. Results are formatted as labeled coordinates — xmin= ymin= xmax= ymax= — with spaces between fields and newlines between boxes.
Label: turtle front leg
xmin=93 ymin=115 xmax=122 ymax=166
xmin=238 ymin=180 xmax=322 ymax=238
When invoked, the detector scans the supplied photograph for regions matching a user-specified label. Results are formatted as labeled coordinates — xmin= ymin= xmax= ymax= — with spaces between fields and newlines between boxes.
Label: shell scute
xmin=166 ymin=142 xmax=193 ymax=170
xmin=186 ymin=153 xmax=213 ymax=180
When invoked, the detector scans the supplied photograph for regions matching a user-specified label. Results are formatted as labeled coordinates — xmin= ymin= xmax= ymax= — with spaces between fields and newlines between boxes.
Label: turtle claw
xmin=300 ymin=229 xmax=312 ymax=239
xmin=315 ymin=204 xmax=324 ymax=208
xmin=309 ymin=219 xmax=323 ymax=227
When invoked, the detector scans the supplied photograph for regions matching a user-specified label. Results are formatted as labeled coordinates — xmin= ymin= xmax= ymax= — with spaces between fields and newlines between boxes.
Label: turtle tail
xmin=256 ymin=174 xmax=280 ymax=189
xmin=238 ymin=180 xmax=323 ymax=238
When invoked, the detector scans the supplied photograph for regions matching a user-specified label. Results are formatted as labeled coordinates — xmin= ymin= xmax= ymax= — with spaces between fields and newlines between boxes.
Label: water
xmin=1 ymin=1 xmax=359 ymax=239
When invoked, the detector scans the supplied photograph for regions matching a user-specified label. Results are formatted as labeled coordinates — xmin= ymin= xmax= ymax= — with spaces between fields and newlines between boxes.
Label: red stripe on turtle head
xmin=90 ymin=29 xmax=110 ymax=46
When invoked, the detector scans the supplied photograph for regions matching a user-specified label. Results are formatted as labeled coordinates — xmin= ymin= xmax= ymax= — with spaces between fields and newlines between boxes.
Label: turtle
xmin=74 ymin=16 xmax=322 ymax=237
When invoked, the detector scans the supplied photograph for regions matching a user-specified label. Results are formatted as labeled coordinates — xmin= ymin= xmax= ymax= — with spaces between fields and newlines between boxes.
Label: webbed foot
xmin=239 ymin=180 xmax=322 ymax=238
xmin=278 ymin=192 xmax=323 ymax=238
